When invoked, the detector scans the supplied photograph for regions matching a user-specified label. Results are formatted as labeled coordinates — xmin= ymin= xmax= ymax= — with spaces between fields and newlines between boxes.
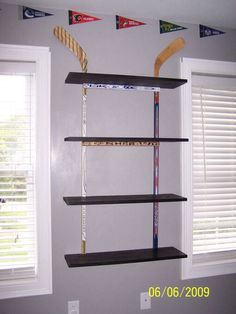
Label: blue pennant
xmin=200 ymin=24 xmax=225 ymax=38
xmin=23 ymin=6 xmax=53 ymax=19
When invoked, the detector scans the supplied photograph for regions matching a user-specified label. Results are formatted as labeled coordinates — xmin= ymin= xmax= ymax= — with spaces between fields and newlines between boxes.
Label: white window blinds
xmin=192 ymin=74 xmax=236 ymax=256
xmin=0 ymin=62 xmax=37 ymax=280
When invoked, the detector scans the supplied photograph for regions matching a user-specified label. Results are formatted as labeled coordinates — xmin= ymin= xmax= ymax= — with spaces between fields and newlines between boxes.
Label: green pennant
xmin=160 ymin=20 xmax=187 ymax=34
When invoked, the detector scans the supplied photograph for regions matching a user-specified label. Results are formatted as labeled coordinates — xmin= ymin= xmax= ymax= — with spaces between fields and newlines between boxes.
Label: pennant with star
xmin=116 ymin=15 xmax=146 ymax=30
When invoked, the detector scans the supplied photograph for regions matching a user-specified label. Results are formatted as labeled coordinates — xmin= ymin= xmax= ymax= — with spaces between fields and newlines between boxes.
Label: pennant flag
xmin=200 ymin=24 xmax=225 ymax=38
xmin=160 ymin=20 xmax=187 ymax=34
xmin=22 ymin=6 xmax=53 ymax=19
xmin=116 ymin=15 xmax=146 ymax=30
xmin=69 ymin=10 xmax=101 ymax=25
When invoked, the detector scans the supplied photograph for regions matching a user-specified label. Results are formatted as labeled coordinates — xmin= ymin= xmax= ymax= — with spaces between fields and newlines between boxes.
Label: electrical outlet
xmin=68 ymin=300 xmax=79 ymax=314
xmin=140 ymin=292 xmax=151 ymax=310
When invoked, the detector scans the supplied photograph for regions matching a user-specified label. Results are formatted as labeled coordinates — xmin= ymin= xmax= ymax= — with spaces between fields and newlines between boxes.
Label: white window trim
xmin=0 ymin=44 xmax=52 ymax=299
xmin=181 ymin=57 xmax=236 ymax=279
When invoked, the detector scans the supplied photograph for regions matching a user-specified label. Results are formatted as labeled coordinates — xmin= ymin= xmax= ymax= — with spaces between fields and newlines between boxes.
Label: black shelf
xmin=63 ymin=193 xmax=187 ymax=206
xmin=65 ymin=136 xmax=189 ymax=146
xmin=65 ymin=247 xmax=187 ymax=267
xmin=65 ymin=72 xmax=187 ymax=89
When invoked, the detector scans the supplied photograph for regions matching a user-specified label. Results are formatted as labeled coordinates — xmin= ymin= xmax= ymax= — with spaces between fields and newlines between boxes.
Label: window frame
xmin=0 ymin=44 xmax=52 ymax=299
xmin=181 ymin=57 xmax=236 ymax=279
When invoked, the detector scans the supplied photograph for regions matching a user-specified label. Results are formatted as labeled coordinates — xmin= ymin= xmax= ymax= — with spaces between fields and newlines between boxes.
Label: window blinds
xmin=192 ymin=74 xmax=236 ymax=255
xmin=0 ymin=65 xmax=36 ymax=280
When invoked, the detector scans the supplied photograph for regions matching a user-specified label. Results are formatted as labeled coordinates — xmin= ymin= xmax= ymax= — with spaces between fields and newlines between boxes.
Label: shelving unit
xmin=64 ymin=72 xmax=188 ymax=267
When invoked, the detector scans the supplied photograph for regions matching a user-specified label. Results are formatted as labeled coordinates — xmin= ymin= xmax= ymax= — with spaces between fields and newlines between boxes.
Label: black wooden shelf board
xmin=65 ymin=247 xmax=187 ymax=267
xmin=63 ymin=193 xmax=187 ymax=206
xmin=64 ymin=136 xmax=189 ymax=143
xmin=65 ymin=72 xmax=187 ymax=89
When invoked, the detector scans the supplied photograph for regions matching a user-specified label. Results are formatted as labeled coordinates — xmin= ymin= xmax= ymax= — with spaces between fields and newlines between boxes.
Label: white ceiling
xmin=3 ymin=0 xmax=236 ymax=30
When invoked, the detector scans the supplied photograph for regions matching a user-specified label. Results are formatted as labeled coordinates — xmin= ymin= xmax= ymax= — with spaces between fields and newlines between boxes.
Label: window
xmin=0 ymin=44 xmax=51 ymax=298
xmin=181 ymin=58 xmax=236 ymax=279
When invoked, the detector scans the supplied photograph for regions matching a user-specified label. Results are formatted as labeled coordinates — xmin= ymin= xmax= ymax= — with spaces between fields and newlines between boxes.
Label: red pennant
xmin=69 ymin=10 xmax=101 ymax=25
xmin=116 ymin=15 xmax=146 ymax=29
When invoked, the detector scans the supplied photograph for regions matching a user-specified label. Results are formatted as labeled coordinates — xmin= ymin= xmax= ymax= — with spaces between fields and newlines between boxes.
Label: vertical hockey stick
xmin=53 ymin=26 xmax=88 ymax=254
xmin=153 ymin=38 xmax=185 ymax=248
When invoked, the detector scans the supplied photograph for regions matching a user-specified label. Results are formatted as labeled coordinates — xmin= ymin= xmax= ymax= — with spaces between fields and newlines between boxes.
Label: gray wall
xmin=0 ymin=2 xmax=236 ymax=313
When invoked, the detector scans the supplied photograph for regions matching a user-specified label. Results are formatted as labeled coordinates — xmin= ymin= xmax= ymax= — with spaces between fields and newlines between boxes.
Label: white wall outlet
xmin=68 ymin=300 xmax=79 ymax=314
xmin=140 ymin=292 xmax=151 ymax=310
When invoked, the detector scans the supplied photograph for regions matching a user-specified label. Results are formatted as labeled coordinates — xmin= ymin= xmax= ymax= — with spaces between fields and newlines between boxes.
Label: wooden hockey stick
xmin=53 ymin=26 xmax=88 ymax=254
xmin=53 ymin=26 xmax=88 ymax=72
xmin=154 ymin=38 xmax=185 ymax=77
xmin=153 ymin=38 xmax=185 ymax=248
